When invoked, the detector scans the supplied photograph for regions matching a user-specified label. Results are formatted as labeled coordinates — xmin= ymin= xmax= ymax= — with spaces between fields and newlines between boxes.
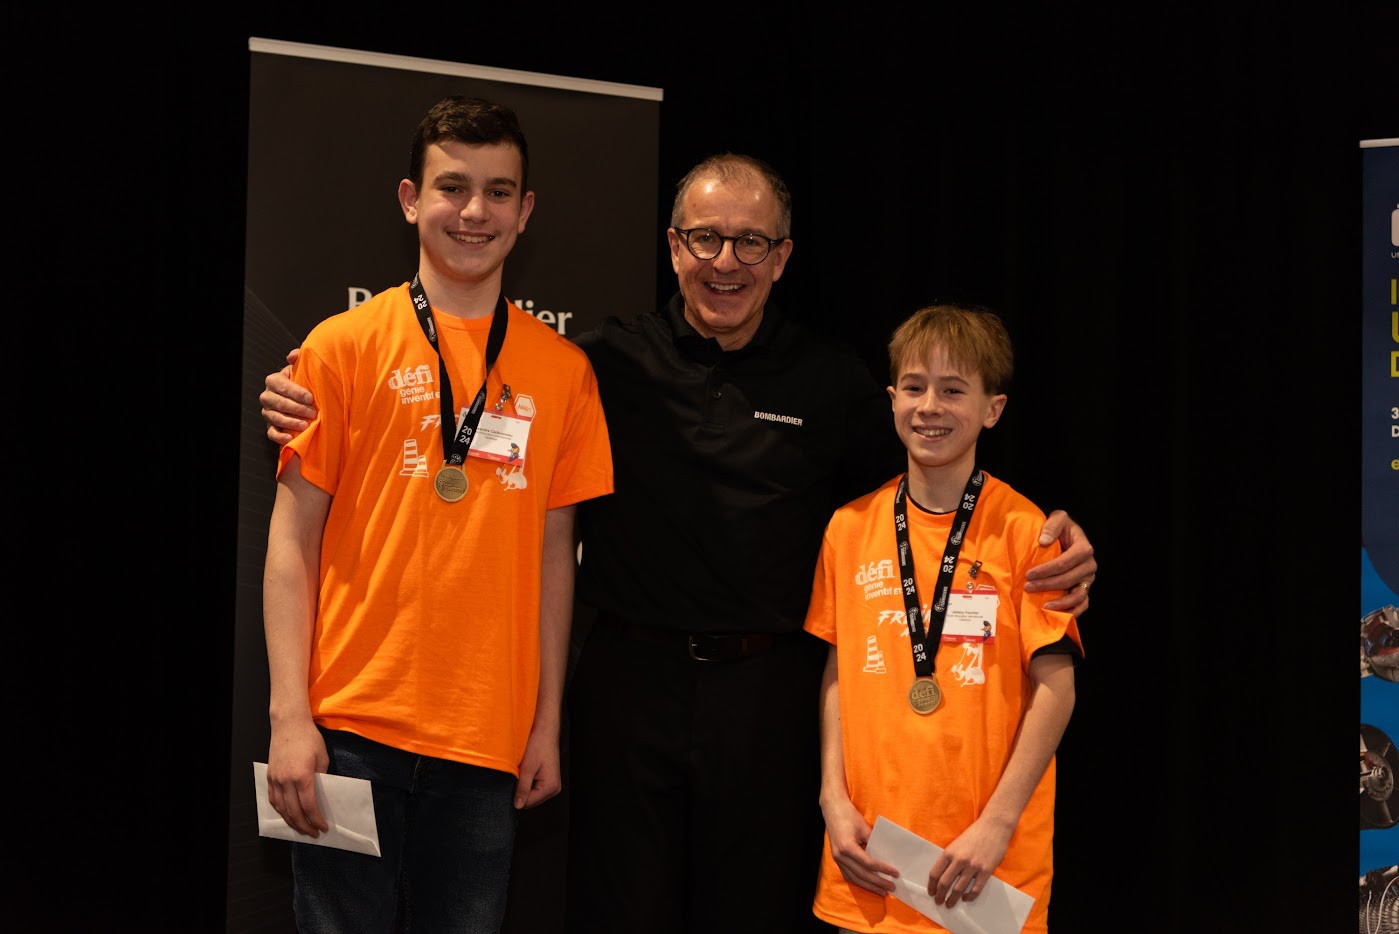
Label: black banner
xmin=231 ymin=39 xmax=660 ymax=931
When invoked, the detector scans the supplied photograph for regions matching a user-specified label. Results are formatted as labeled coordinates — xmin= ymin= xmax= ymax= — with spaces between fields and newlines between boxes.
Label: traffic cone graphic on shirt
xmin=400 ymin=438 xmax=430 ymax=477
xmin=863 ymin=635 xmax=886 ymax=673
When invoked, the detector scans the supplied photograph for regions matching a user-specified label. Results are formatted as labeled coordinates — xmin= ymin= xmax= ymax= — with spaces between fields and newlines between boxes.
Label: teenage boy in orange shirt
xmin=804 ymin=304 xmax=1082 ymax=934
xmin=262 ymin=96 xmax=612 ymax=932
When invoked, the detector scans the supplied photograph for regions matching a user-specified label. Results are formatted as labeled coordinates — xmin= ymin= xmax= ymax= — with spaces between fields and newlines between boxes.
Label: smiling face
xmin=667 ymin=171 xmax=792 ymax=351
xmin=888 ymin=345 xmax=1006 ymax=478
xmin=398 ymin=139 xmax=534 ymax=312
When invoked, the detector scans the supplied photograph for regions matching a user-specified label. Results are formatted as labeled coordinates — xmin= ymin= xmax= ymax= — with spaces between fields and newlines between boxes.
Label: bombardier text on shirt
xmin=753 ymin=410 xmax=803 ymax=426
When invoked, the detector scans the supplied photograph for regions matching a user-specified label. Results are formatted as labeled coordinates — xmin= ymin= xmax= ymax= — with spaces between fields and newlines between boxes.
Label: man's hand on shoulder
xmin=261 ymin=348 xmax=318 ymax=446
xmin=1025 ymin=510 xmax=1096 ymax=616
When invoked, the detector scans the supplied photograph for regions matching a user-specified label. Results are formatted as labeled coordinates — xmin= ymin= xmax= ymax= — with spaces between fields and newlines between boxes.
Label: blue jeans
xmin=292 ymin=727 xmax=518 ymax=933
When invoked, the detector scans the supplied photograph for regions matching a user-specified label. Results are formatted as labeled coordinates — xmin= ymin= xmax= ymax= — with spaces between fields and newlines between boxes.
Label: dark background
xmin=46 ymin=4 xmax=1394 ymax=931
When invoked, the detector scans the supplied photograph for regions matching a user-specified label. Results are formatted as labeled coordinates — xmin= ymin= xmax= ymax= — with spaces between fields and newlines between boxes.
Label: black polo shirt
xmin=574 ymin=293 xmax=904 ymax=635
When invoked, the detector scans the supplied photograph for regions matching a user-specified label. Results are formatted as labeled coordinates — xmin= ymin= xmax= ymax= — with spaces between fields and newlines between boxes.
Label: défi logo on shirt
xmin=388 ymin=365 xmax=434 ymax=389
xmin=389 ymin=364 xmax=437 ymax=406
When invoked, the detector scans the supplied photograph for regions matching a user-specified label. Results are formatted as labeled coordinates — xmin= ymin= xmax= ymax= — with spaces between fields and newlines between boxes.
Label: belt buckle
xmin=687 ymin=634 xmax=713 ymax=662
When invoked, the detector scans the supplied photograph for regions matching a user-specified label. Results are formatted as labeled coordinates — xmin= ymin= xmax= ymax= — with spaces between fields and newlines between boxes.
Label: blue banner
xmin=1359 ymin=137 xmax=1399 ymax=929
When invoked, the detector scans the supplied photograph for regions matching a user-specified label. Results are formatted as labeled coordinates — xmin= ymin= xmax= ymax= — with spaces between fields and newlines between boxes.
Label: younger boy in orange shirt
xmin=803 ymin=303 xmax=1083 ymax=934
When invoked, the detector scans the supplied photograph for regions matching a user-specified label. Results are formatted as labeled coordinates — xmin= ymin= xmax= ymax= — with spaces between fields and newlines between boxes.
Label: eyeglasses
xmin=673 ymin=227 xmax=786 ymax=265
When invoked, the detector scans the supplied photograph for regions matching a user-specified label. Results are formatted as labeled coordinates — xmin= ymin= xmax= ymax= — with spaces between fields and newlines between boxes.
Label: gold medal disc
xmin=434 ymin=464 xmax=469 ymax=503
xmin=908 ymin=676 xmax=942 ymax=715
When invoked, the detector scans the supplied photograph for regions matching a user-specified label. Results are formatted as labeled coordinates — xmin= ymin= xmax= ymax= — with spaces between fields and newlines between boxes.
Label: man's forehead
xmin=684 ymin=176 xmax=778 ymax=223
xmin=690 ymin=174 xmax=769 ymax=200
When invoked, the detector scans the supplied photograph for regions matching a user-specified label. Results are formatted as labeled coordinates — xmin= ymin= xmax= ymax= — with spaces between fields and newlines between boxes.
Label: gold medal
xmin=908 ymin=676 xmax=942 ymax=715
xmin=434 ymin=464 xmax=468 ymax=503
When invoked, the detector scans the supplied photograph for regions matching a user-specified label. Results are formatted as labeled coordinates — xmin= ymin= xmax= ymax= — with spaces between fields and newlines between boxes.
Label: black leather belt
xmin=600 ymin=617 xmax=777 ymax=661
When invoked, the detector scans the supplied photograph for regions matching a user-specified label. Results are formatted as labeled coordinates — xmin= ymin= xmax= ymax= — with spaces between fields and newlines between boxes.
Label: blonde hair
xmin=887 ymin=303 xmax=1013 ymax=394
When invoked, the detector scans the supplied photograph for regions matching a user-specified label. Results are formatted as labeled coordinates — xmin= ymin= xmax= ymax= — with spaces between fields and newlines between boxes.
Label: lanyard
xmin=894 ymin=469 xmax=984 ymax=682
xmin=409 ymin=274 xmax=508 ymax=468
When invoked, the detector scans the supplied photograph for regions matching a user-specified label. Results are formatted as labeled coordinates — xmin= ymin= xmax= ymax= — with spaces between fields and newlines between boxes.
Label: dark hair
xmin=408 ymin=96 xmax=530 ymax=192
xmin=887 ymin=303 xmax=1014 ymax=395
xmin=670 ymin=153 xmax=792 ymax=238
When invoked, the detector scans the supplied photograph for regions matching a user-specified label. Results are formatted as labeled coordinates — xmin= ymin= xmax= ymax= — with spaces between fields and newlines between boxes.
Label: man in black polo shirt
xmin=567 ymin=155 xmax=1095 ymax=934
xmin=258 ymin=153 xmax=1098 ymax=933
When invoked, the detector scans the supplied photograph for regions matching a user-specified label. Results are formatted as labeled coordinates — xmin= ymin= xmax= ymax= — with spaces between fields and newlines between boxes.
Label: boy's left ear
xmin=983 ymin=393 xmax=1008 ymax=428
xmin=517 ymin=190 xmax=535 ymax=232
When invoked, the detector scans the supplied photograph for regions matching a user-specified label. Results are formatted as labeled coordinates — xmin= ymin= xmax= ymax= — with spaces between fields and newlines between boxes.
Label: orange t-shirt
xmin=280 ymin=284 xmax=613 ymax=776
xmin=803 ymin=472 xmax=1082 ymax=933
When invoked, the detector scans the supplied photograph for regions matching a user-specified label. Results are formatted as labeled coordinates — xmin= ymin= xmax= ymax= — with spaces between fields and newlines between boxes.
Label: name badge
xmin=942 ymin=591 xmax=998 ymax=643
xmin=463 ymin=409 xmax=532 ymax=466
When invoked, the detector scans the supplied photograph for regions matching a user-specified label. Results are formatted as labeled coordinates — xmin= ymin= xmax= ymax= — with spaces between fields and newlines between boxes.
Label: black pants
xmin=565 ymin=616 xmax=834 ymax=934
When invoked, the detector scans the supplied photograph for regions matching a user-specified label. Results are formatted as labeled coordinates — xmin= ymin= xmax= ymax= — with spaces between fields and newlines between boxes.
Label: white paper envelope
xmin=253 ymin=761 xmax=381 ymax=857
xmin=864 ymin=816 xmax=1034 ymax=934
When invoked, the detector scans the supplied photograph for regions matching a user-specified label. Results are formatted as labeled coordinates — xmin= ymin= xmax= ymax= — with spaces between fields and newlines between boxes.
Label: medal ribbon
xmin=894 ymin=468 xmax=985 ymax=677
xmin=409 ymin=274 xmax=508 ymax=467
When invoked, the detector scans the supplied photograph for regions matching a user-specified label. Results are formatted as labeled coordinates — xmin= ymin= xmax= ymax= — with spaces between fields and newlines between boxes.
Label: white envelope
xmin=253 ymin=761 xmax=382 ymax=857
xmin=864 ymin=816 xmax=1034 ymax=934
